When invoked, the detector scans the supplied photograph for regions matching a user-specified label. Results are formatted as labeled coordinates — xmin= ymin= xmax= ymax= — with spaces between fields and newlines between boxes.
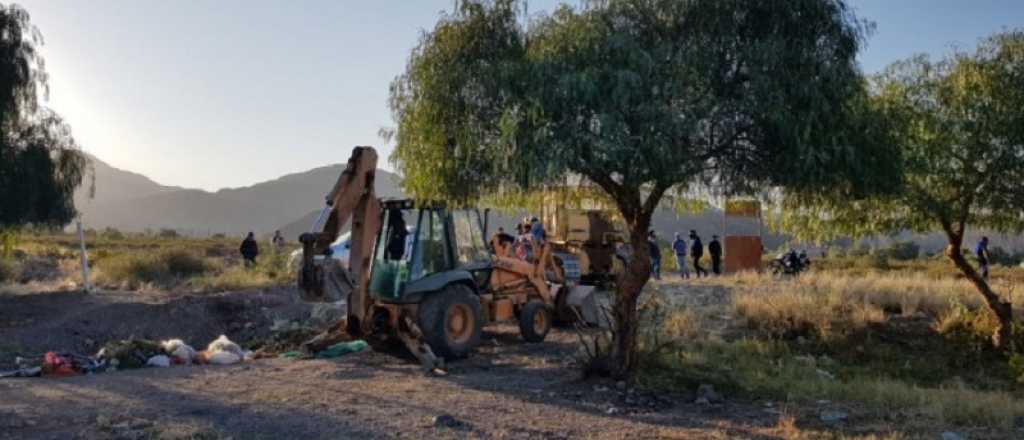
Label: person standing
xmin=648 ymin=231 xmax=661 ymax=280
xmin=239 ymin=232 xmax=259 ymax=267
xmin=976 ymin=236 xmax=990 ymax=279
xmin=689 ymin=230 xmax=707 ymax=277
xmin=672 ymin=232 xmax=690 ymax=279
xmin=271 ymin=230 xmax=286 ymax=252
xmin=530 ymin=217 xmax=546 ymax=245
xmin=708 ymin=235 xmax=723 ymax=275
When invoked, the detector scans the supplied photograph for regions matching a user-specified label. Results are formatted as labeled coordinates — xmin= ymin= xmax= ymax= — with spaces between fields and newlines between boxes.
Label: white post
xmin=77 ymin=220 xmax=94 ymax=293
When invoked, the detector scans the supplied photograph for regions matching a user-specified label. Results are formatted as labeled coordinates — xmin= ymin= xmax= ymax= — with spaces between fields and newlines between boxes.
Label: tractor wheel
xmin=418 ymin=284 xmax=482 ymax=359
xmin=518 ymin=300 xmax=551 ymax=343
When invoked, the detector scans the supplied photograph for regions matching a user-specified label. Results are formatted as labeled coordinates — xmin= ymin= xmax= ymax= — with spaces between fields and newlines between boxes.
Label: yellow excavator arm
xmin=298 ymin=146 xmax=382 ymax=335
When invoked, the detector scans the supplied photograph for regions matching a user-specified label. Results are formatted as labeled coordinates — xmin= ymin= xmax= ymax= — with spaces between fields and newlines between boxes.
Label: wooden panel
xmin=724 ymin=236 xmax=762 ymax=273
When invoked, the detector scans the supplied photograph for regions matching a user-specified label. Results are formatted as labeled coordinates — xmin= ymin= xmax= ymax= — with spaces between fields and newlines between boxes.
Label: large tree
xmin=780 ymin=30 xmax=1024 ymax=349
xmin=389 ymin=0 xmax=897 ymax=377
xmin=0 ymin=4 xmax=86 ymax=230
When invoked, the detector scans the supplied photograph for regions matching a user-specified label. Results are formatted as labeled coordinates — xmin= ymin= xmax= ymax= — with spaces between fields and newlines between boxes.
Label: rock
xmin=815 ymin=369 xmax=835 ymax=381
xmin=432 ymin=414 xmax=464 ymax=429
xmin=146 ymin=355 xmax=170 ymax=368
xmin=605 ymin=407 xmax=619 ymax=415
xmin=940 ymin=432 xmax=965 ymax=440
xmin=793 ymin=355 xmax=816 ymax=365
xmin=695 ymin=384 xmax=723 ymax=403
xmin=615 ymin=381 xmax=627 ymax=390
xmin=309 ymin=302 xmax=347 ymax=328
xmin=593 ymin=385 xmax=609 ymax=393
xmin=819 ymin=410 xmax=848 ymax=425
xmin=694 ymin=397 xmax=710 ymax=405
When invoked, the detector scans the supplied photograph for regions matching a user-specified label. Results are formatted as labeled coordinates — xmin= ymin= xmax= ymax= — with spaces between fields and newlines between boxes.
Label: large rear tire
xmin=418 ymin=284 xmax=482 ymax=359
xmin=519 ymin=300 xmax=551 ymax=343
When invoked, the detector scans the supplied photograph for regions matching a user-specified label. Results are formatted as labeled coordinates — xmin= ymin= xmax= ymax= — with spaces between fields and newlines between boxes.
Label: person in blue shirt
xmin=976 ymin=236 xmax=990 ymax=279
xmin=672 ymin=232 xmax=689 ymax=279
xmin=530 ymin=217 xmax=546 ymax=244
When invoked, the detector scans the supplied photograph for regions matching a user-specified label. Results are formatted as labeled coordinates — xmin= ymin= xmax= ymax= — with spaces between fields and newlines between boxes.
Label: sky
xmin=13 ymin=0 xmax=1024 ymax=191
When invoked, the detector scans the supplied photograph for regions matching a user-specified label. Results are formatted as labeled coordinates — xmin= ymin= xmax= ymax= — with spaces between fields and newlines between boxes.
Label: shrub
xmin=0 ymin=258 xmax=21 ymax=283
xmin=882 ymin=241 xmax=920 ymax=261
xmin=96 ymin=253 xmax=166 ymax=288
xmin=161 ymin=249 xmax=208 ymax=277
xmin=101 ymin=227 xmax=124 ymax=240
xmin=94 ymin=249 xmax=209 ymax=289
xmin=855 ymin=252 xmax=890 ymax=270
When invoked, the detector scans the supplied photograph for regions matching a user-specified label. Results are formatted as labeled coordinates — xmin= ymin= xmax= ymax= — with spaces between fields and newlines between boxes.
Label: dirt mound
xmin=0 ymin=287 xmax=312 ymax=369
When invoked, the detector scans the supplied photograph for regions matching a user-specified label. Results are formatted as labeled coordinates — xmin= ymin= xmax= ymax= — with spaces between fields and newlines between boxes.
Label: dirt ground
xmin=0 ymin=283 xmax=807 ymax=440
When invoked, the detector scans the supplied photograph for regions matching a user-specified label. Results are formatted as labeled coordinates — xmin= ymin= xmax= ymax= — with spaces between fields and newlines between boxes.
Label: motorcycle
xmin=769 ymin=250 xmax=810 ymax=276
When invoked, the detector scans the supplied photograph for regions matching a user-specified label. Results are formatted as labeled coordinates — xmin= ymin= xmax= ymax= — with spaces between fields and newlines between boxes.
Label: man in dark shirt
xmin=239 ymin=232 xmax=259 ymax=267
xmin=689 ymin=230 xmax=707 ymax=277
xmin=708 ymin=235 xmax=723 ymax=275
xmin=648 ymin=231 xmax=661 ymax=280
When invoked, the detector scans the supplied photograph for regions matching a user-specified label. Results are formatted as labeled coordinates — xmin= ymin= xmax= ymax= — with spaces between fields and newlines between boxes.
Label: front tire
xmin=519 ymin=300 xmax=552 ymax=343
xmin=418 ymin=284 xmax=482 ymax=359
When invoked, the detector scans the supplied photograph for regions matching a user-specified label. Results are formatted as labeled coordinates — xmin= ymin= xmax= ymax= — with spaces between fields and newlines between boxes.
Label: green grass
xmin=640 ymin=338 xmax=1024 ymax=430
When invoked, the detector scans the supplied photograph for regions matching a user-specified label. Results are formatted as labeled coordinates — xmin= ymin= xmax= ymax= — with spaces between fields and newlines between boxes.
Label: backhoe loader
xmin=297 ymin=146 xmax=600 ymax=370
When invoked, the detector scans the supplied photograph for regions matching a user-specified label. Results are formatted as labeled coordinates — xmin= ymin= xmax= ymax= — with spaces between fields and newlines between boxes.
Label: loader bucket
xmin=562 ymin=285 xmax=610 ymax=328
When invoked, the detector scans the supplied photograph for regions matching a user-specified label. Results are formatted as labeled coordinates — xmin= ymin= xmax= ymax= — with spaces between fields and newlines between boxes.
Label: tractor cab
xmin=368 ymin=199 xmax=490 ymax=303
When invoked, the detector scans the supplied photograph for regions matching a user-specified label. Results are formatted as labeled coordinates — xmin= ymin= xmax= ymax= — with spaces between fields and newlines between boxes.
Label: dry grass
xmin=729 ymin=271 xmax=1024 ymax=341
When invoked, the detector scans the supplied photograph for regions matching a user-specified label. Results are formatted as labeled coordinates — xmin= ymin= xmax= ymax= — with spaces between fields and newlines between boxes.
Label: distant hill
xmin=74 ymin=155 xmax=402 ymax=236
xmin=73 ymin=154 xmax=1021 ymax=253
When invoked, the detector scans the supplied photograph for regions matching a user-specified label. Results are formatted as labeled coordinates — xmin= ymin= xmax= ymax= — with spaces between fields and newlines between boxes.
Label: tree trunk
xmin=610 ymin=221 xmax=652 ymax=378
xmin=944 ymin=235 xmax=1013 ymax=350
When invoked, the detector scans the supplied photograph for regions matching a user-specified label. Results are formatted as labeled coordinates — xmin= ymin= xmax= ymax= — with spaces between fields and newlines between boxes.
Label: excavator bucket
xmin=562 ymin=285 xmax=610 ymax=328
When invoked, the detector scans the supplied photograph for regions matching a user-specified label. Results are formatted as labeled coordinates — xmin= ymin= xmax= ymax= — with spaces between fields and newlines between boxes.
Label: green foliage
xmin=779 ymin=30 xmax=1024 ymax=243
xmin=0 ymin=228 xmax=15 ymax=258
xmin=391 ymin=0 xmax=899 ymax=377
xmin=0 ymin=257 xmax=20 ymax=282
xmin=0 ymin=4 xmax=87 ymax=228
xmin=389 ymin=0 xmax=895 ymax=214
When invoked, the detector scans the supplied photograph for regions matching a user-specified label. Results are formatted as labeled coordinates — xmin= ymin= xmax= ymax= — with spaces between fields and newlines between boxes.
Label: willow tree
xmin=0 ymin=4 xmax=86 ymax=230
xmin=389 ymin=0 xmax=897 ymax=377
xmin=781 ymin=31 xmax=1024 ymax=349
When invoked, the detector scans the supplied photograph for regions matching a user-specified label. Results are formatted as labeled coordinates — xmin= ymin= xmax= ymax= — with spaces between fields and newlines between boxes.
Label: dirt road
xmin=3 ymin=308 xmax=784 ymax=439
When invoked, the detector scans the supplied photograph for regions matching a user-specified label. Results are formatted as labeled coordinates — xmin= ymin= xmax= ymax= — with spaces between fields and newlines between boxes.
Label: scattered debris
xmin=432 ymin=414 xmax=467 ymax=429
xmin=0 ymin=366 xmax=41 ymax=378
xmin=940 ymin=432 xmax=965 ymax=440
xmin=815 ymin=368 xmax=836 ymax=381
xmin=314 ymin=340 xmax=368 ymax=359
xmin=819 ymin=410 xmax=848 ymax=425
xmin=98 ymin=339 xmax=163 ymax=370
xmin=695 ymin=384 xmax=724 ymax=404
xmin=160 ymin=339 xmax=197 ymax=364
xmin=146 ymin=355 xmax=171 ymax=368
xmin=42 ymin=352 xmax=78 ymax=376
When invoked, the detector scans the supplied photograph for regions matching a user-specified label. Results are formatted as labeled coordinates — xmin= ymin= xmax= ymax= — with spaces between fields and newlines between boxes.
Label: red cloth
xmin=42 ymin=352 xmax=77 ymax=376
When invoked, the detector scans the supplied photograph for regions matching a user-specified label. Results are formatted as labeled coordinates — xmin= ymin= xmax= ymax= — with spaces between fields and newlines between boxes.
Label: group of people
xmin=645 ymin=230 xmax=722 ymax=280
xmin=497 ymin=216 xmax=547 ymax=261
xmin=238 ymin=230 xmax=287 ymax=266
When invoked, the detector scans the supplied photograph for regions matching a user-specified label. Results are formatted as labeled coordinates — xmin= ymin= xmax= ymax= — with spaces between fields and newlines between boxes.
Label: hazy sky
xmin=15 ymin=0 xmax=1024 ymax=191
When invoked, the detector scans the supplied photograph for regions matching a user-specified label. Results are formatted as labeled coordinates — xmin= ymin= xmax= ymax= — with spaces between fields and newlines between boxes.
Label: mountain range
xmin=76 ymin=154 xmax=1021 ymax=255
xmin=71 ymin=154 xmax=756 ymax=244
xmin=73 ymin=154 xmax=402 ymax=237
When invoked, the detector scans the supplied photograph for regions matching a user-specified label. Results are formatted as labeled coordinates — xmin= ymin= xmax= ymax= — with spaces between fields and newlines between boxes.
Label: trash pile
xmin=0 ymin=334 xmax=252 ymax=379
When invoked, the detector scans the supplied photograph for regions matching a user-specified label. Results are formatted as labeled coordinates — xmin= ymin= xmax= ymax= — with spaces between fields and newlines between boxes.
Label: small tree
xmin=0 ymin=4 xmax=87 ymax=230
xmin=389 ymin=0 xmax=897 ymax=377
xmin=781 ymin=31 xmax=1024 ymax=349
